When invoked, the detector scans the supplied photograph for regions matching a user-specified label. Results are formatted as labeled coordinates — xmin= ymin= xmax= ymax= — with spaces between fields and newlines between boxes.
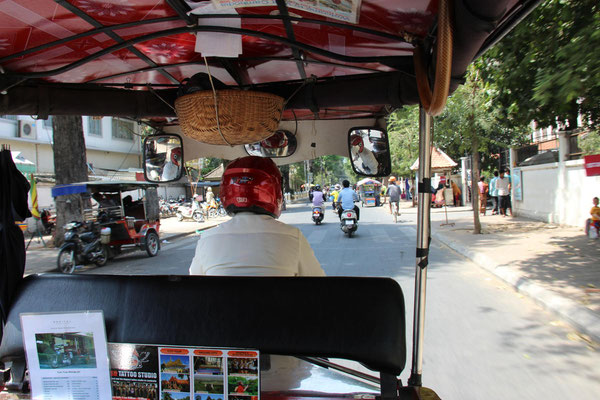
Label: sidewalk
xmin=396 ymin=201 xmax=600 ymax=343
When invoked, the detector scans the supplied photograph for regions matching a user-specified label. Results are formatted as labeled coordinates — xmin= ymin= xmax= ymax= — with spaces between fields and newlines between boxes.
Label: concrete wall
xmin=0 ymin=116 xmax=141 ymax=174
xmin=514 ymin=159 xmax=600 ymax=228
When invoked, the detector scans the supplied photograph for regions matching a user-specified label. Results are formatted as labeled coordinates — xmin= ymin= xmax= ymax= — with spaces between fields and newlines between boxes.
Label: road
xmin=23 ymin=203 xmax=600 ymax=399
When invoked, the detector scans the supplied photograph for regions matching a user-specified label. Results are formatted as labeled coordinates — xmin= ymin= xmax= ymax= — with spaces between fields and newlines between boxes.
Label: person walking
xmin=489 ymin=171 xmax=499 ymax=215
xmin=387 ymin=177 xmax=401 ymax=214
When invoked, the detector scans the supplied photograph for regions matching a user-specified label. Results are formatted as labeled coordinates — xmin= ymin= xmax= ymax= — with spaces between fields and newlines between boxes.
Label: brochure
xmin=108 ymin=344 xmax=260 ymax=400
xmin=21 ymin=311 xmax=112 ymax=400
xmin=210 ymin=0 xmax=362 ymax=24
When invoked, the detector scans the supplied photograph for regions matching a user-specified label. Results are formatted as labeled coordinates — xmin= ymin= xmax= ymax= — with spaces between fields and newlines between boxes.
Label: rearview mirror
xmin=348 ymin=127 xmax=391 ymax=176
xmin=244 ymin=130 xmax=297 ymax=158
xmin=143 ymin=134 xmax=184 ymax=183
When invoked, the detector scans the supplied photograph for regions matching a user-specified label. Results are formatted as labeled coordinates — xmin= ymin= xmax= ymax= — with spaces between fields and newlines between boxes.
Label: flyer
xmin=209 ymin=0 xmax=362 ymax=24
xmin=21 ymin=311 xmax=112 ymax=400
xmin=107 ymin=344 xmax=259 ymax=400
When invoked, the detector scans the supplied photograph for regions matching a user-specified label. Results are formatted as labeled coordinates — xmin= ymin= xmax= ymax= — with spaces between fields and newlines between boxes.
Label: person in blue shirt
xmin=337 ymin=180 xmax=360 ymax=221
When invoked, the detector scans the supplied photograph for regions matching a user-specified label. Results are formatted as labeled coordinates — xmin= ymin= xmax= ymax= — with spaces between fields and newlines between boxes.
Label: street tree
xmin=478 ymin=0 xmax=600 ymax=131
xmin=52 ymin=116 xmax=88 ymax=246
xmin=435 ymin=67 xmax=498 ymax=234
xmin=387 ymin=105 xmax=419 ymax=177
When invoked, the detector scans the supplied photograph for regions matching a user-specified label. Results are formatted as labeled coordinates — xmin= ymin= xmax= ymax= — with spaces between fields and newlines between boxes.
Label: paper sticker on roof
xmin=210 ymin=0 xmax=362 ymax=24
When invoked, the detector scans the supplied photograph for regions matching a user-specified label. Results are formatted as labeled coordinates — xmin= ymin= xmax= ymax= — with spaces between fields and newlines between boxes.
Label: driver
xmin=311 ymin=184 xmax=324 ymax=211
xmin=350 ymin=134 xmax=379 ymax=174
xmin=337 ymin=180 xmax=360 ymax=221
xmin=189 ymin=156 xmax=324 ymax=276
xmin=161 ymin=147 xmax=182 ymax=181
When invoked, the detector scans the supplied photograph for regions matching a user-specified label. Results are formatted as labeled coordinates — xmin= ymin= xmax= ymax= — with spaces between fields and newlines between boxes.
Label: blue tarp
xmin=51 ymin=183 xmax=88 ymax=197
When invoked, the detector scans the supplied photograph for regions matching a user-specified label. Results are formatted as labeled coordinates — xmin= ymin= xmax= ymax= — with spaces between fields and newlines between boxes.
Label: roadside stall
xmin=410 ymin=147 xmax=457 ymax=206
xmin=357 ymin=178 xmax=382 ymax=207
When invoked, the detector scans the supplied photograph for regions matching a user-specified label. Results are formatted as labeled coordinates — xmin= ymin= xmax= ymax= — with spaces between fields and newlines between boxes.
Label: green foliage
xmin=579 ymin=130 xmax=600 ymax=155
xmin=478 ymin=0 xmax=600 ymax=129
xmin=386 ymin=105 xmax=420 ymax=176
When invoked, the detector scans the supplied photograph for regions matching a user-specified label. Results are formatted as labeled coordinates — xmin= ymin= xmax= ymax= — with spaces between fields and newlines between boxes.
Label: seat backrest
xmin=0 ymin=274 xmax=406 ymax=376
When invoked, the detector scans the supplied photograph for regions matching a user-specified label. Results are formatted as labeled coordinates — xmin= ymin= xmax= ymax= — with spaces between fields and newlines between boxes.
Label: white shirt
xmin=189 ymin=213 xmax=325 ymax=276
xmin=161 ymin=162 xmax=178 ymax=181
xmin=496 ymin=176 xmax=510 ymax=196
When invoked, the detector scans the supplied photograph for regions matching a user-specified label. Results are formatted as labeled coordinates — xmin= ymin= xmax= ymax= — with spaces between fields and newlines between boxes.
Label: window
xmin=111 ymin=118 xmax=134 ymax=141
xmin=88 ymin=117 xmax=102 ymax=136
xmin=1 ymin=115 xmax=17 ymax=121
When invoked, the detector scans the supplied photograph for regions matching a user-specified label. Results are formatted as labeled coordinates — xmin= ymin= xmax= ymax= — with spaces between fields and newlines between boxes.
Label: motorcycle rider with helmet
xmin=337 ymin=180 xmax=360 ymax=221
xmin=189 ymin=156 xmax=324 ymax=276
xmin=311 ymin=184 xmax=325 ymax=223
xmin=330 ymin=184 xmax=341 ymax=212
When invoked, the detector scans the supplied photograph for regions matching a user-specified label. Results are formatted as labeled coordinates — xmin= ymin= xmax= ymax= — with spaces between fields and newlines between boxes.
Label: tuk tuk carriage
xmin=0 ymin=1 xmax=544 ymax=399
xmin=51 ymin=181 xmax=161 ymax=272
xmin=356 ymin=178 xmax=382 ymax=207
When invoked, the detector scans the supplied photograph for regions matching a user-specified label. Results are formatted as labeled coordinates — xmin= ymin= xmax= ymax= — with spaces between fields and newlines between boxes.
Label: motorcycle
xmin=159 ymin=199 xmax=173 ymax=218
xmin=312 ymin=206 xmax=324 ymax=225
xmin=176 ymin=200 xmax=205 ymax=222
xmin=57 ymin=221 xmax=108 ymax=274
xmin=339 ymin=208 xmax=358 ymax=237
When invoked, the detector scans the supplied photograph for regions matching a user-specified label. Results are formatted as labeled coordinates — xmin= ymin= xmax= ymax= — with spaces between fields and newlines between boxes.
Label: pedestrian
xmin=450 ymin=180 xmax=461 ymax=206
xmin=478 ymin=176 xmax=488 ymax=216
xmin=489 ymin=171 xmax=499 ymax=215
xmin=387 ymin=177 xmax=400 ymax=214
xmin=505 ymin=169 xmax=513 ymax=216
xmin=189 ymin=156 xmax=325 ymax=276
xmin=496 ymin=170 xmax=511 ymax=217
xmin=586 ymin=197 xmax=600 ymax=238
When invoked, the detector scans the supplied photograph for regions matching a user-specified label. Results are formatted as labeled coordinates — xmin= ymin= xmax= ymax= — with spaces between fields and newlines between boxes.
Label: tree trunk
xmin=471 ymin=134 xmax=482 ymax=234
xmin=53 ymin=116 xmax=88 ymax=247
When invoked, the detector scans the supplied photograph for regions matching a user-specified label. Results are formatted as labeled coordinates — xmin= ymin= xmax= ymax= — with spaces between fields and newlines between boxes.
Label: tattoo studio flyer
xmin=107 ymin=344 xmax=259 ymax=400
xmin=21 ymin=311 xmax=112 ymax=400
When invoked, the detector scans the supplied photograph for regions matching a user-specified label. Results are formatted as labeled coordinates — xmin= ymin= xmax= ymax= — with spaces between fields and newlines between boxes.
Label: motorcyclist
xmin=330 ymin=184 xmax=341 ymax=211
xmin=189 ymin=156 xmax=325 ymax=276
xmin=387 ymin=176 xmax=401 ymax=214
xmin=161 ymin=147 xmax=182 ymax=181
xmin=311 ymin=185 xmax=325 ymax=214
xmin=337 ymin=180 xmax=360 ymax=221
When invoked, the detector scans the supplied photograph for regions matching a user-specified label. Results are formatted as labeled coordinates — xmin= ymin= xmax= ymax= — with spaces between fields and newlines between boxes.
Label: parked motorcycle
xmin=177 ymin=200 xmax=205 ymax=222
xmin=57 ymin=221 xmax=108 ymax=274
xmin=312 ymin=206 xmax=324 ymax=225
xmin=339 ymin=208 xmax=358 ymax=237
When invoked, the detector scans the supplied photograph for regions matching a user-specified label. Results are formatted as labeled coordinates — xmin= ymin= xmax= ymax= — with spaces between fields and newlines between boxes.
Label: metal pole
xmin=408 ymin=105 xmax=434 ymax=387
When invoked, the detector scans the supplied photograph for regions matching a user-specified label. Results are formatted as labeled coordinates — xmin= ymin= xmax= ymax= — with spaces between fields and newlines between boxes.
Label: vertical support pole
xmin=408 ymin=106 xmax=434 ymax=387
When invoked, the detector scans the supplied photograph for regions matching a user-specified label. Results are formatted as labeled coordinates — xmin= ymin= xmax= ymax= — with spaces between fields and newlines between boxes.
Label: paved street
xmin=22 ymin=203 xmax=600 ymax=399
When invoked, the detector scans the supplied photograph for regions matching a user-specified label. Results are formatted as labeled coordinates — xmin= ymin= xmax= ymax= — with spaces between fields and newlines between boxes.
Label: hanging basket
xmin=175 ymin=89 xmax=284 ymax=145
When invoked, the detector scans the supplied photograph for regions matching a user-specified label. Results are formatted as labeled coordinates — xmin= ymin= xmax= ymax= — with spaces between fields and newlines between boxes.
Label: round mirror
xmin=244 ymin=130 xmax=297 ymax=158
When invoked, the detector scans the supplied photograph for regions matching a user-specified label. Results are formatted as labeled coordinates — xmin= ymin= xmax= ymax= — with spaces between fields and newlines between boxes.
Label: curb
xmin=161 ymin=223 xmax=219 ymax=242
xmin=431 ymin=230 xmax=600 ymax=343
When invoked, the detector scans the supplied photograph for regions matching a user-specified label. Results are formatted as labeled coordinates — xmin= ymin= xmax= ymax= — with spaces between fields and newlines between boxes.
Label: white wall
xmin=514 ymin=160 xmax=600 ymax=227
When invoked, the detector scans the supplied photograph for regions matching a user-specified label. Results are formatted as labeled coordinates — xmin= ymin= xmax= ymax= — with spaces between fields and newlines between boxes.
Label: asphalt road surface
xmin=24 ymin=203 xmax=600 ymax=399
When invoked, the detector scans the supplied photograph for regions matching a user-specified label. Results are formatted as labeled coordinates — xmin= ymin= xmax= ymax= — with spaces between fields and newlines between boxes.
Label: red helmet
xmin=220 ymin=156 xmax=283 ymax=218
xmin=261 ymin=131 xmax=288 ymax=149
xmin=170 ymin=147 xmax=182 ymax=166
xmin=350 ymin=135 xmax=364 ymax=153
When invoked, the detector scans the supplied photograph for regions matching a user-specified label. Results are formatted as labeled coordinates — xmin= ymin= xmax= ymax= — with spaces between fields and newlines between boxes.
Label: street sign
xmin=584 ymin=154 xmax=600 ymax=176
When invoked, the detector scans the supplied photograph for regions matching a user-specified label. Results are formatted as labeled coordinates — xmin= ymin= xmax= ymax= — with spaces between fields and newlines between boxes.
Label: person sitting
xmin=189 ymin=156 xmax=324 ymax=276
xmin=337 ymin=180 xmax=360 ymax=221
xmin=311 ymin=184 xmax=325 ymax=212
xmin=586 ymin=196 xmax=600 ymax=238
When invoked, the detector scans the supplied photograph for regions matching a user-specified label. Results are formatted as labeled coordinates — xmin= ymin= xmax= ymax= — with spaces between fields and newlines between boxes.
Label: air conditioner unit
xmin=18 ymin=121 xmax=36 ymax=140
